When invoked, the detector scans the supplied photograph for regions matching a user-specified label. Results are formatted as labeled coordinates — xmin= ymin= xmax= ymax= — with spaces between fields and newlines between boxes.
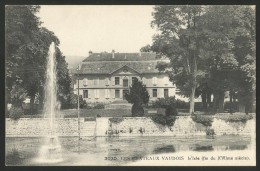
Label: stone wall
xmin=6 ymin=116 xmax=255 ymax=137
xmin=96 ymin=116 xmax=255 ymax=137
xmin=6 ymin=118 xmax=96 ymax=137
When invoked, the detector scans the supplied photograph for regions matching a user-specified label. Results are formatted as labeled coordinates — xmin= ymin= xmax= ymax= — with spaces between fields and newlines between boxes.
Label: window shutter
xmin=105 ymin=89 xmax=110 ymax=98
xmin=111 ymin=89 xmax=115 ymax=98
xmin=105 ymin=78 xmax=109 ymax=86
xmin=119 ymin=90 xmax=122 ymax=98
xmin=111 ymin=77 xmax=115 ymax=86
xmin=94 ymin=89 xmax=100 ymax=98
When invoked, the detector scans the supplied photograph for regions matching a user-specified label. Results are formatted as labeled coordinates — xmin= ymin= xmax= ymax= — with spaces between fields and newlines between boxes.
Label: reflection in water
xmin=153 ymin=145 xmax=176 ymax=154
xmin=227 ymin=145 xmax=248 ymax=150
xmin=6 ymin=148 xmax=22 ymax=165
xmin=5 ymin=135 xmax=252 ymax=166
xmin=193 ymin=145 xmax=214 ymax=151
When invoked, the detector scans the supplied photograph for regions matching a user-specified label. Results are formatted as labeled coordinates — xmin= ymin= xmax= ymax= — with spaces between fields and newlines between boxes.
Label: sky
xmin=38 ymin=5 xmax=156 ymax=57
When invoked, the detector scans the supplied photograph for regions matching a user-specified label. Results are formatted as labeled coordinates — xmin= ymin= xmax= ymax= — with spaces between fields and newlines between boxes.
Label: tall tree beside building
xmin=150 ymin=5 xmax=255 ymax=114
xmin=151 ymin=5 xmax=207 ymax=114
xmin=5 ymin=5 xmax=71 ymax=113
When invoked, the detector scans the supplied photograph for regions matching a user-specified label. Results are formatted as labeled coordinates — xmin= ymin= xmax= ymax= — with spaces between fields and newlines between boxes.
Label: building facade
xmin=73 ymin=51 xmax=176 ymax=103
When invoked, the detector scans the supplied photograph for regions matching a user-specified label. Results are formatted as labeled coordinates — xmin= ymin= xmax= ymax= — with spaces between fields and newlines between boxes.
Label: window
xmin=123 ymin=78 xmax=128 ymax=87
xmin=115 ymin=77 xmax=120 ymax=85
xmin=115 ymin=89 xmax=120 ymax=98
xmin=94 ymin=90 xmax=99 ymax=98
xmin=153 ymin=89 xmax=157 ymax=97
xmin=132 ymin=77 xmax=138 ymax=84
xmin=83 ymin=78 xmax=88 ymax=86
xmin=152 ymin=77 xmax=157 ymax=85
xmin=164 ymin=89 xmax=169 ymax=97
xmin=83 ymin=90 xmax=88 ymax=98
xmin=105 ymin=89 xmax=110 ymax=98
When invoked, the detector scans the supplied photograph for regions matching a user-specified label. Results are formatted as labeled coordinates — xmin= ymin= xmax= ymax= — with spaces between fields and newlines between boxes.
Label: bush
xmin=109 ymin=117 xmax=124 ymax=124
xmin=165 ymin=105 xmax=178 ymax=116
xmin=9 ymin=106 xmax=24 ymax=120
xmin=151 ymin=114 xmax=176 ymax=127
xmin=93 ymin=103 xmax=105 ymax=109
xmin=151 ymin=97 xmax=178 ymax=116
xmin=191 ymin=115 xmax=213 ymax=127
xmin=131 ymin=103 xmax=144 ymax=117
xmin=175 ymin=99 xmax=189 ymax=109
xmin=151 ymin=97 xmax=176 ymax=108
xmin=220 ymin=114 xmax=253 ymax=123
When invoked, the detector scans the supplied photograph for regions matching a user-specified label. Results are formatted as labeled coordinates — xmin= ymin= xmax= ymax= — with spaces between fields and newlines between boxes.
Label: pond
xmin=5 ymin=135 xmax=255 ymax=166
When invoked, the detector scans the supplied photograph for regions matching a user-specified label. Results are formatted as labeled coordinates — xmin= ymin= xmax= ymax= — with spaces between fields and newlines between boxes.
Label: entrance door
xmin=123 ymin=90 xmax=129 ymax=100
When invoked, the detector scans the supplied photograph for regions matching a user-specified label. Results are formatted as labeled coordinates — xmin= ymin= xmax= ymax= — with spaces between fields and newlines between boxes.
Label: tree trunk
xmin=189 ymin=86 xmax=196 ymax=114
xmin=201 ymin=92 xmax=207 ymax=111
xmin=206 ymin=93 xmax=211 ymax=109
xmin=30 ymin=95 xmax=35 ymax=115
xmin=217 ymin=91 xmax=225 ymax=113
xmin=238 ymin=103 xmax=245 ymax=113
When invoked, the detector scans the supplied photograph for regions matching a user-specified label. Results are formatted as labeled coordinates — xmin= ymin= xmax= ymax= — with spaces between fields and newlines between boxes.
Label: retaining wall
xmin=6 ymin=115 xmax=255 ymax=137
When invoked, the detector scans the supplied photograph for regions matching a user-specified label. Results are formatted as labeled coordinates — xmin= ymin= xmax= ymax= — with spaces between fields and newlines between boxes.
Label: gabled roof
xmin=109 ymin=64 xmax=141 ymax=75
xmin=82 ymin=52 xmax=159 ymax=62
xmin=77 ymin=61 xmax=159 ymax=74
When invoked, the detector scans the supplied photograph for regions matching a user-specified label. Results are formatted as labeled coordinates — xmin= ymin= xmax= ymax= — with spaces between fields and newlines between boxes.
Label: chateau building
xmin=73 ymin=51 xmax=176 ymax=103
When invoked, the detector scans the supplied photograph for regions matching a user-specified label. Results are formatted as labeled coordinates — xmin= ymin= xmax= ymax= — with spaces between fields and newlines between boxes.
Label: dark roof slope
xmin=77 ymin=61 xmax=159 ymax=74
xmin=82 ymin=52 xmax=158 ymax=62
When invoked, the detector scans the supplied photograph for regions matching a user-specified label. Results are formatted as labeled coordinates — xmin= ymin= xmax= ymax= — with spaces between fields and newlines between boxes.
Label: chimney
xmin=112 ymin=49 xmax=115 ymax=58
xmin=89 ymin=50 xmax=93 ymax=56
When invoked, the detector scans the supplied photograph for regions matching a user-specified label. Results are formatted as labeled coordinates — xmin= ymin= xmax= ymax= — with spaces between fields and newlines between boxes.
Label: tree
xmin=140 ymin=44 xmax=152 ymax=52
xmin=125 ymin=79 xmax=150 ymax=116
xmin=198 ymin=6 xmax=255 ymax=113
xmin=151 ymin=5 xmax=207 ymax=114
xmin=5 ymin=5 xmax=72 ymax=113
xmin=150 ymin=5 xmax=255 ymax=114
xmin=55 ymin=48 xmax=72 ymax=109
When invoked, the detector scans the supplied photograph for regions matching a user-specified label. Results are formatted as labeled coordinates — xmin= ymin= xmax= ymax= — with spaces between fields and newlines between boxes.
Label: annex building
xmin=73 ymin=51 xmax=176 ymax=103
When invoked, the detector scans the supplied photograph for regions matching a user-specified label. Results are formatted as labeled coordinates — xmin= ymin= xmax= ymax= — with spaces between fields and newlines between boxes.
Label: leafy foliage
xmin=191 ymin=115 xmax=213 ymax=127
xmin=125 ymin=79 xmax=149 ymax=105
xmin=70 ymin=94 xmax=86 ymax=109
xmin=151 ymin=114 xmax=176 ymax=127
xmin=150 ymin=5 xmax=255 ymax=113
xmin=109 ymin=117 xmax=124 ymax=124
xmin=9 ymin=106 xmax=24 ymax=120
xmin=140 ymin=44 xmax=152 ymax=52
xmin=125 ymin=79 xmax=149 ymax=116
xmin=5 ymin=5 xmax=71 ymax=112
xmin=131 ymin=103 xmax=144 ymax=117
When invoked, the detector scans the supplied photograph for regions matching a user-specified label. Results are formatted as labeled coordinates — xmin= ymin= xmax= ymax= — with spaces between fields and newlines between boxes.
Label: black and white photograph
xmin=5 ymin=5 xmax=256 ymax=166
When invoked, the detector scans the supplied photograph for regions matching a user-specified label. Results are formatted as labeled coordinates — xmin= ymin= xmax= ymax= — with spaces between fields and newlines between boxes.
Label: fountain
xmin=36 ymin=42 xmax=63 ymax=163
